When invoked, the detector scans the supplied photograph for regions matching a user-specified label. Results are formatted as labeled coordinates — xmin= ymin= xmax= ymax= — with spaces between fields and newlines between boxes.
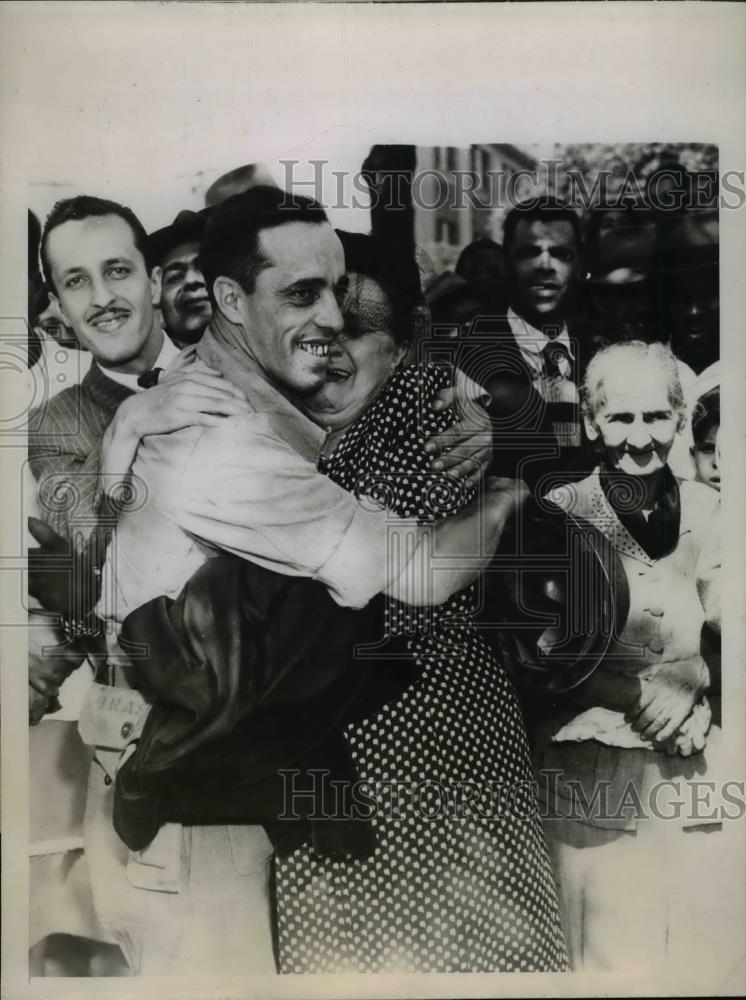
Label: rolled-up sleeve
xmin=176 ymin=415 xmax=411 ymax=608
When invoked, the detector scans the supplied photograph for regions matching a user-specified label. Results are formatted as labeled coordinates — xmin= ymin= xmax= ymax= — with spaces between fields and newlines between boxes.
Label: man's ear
xmin=213 ymin=276 xmax=244 ymax=325
xmin=583 ymin=413 xmax=599 ymax=441
xmin=150 ymin=267 xmax=162 ymax=306
xmin=49 ymin=291 xmax=71 ymax=330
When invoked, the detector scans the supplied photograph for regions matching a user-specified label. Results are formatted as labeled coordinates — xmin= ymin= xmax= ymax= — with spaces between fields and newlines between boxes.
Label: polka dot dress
xmin=275 ymin=365 xmax=568 ymax=973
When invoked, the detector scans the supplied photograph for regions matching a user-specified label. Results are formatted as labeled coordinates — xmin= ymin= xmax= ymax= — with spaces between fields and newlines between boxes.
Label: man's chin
xmin=289 ymin=368 xmax=328 ymax=397
xmin=516 ymin=295 xmax=565 ymax=324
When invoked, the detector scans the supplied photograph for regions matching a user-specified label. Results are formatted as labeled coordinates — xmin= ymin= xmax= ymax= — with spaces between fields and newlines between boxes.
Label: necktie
xmin=541 ymin=339 xmax=580 ymax=446
xmin=541 ymin=339 xmax=574 ymax=382
xmin=137 ymin=367 xmax=163 ymax=389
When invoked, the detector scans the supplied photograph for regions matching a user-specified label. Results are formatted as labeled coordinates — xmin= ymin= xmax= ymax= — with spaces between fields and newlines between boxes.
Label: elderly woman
xmin=536 ymin=340 xmax=733 ymax=974
xmin=273 ymin=239 xmax=568 ymax=974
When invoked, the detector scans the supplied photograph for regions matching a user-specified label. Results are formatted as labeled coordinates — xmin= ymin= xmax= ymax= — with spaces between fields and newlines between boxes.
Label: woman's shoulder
xmin=386 ymin=363 xmax=452 ymax=394
xmin=375 ymin=363 xmax=455 ymax=427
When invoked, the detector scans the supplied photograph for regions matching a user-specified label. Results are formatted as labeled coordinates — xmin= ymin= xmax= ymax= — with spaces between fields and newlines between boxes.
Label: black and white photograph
xmin=1 ymin=3 xmax=745 ymax=999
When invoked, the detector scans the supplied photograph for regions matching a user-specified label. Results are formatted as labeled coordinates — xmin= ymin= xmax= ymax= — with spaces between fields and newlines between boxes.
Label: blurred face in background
xmin=457 ymin=245 xmax=504 ymax=285
xmin=154 ymin=239 xmax=212 ymax=345
xmin=666 ymin=267 xmax=719 ymax=374
xmin=589 ymin=277 xmax=655 ymax=344
xmin=692 ymin=425 xmax=720 ymax=491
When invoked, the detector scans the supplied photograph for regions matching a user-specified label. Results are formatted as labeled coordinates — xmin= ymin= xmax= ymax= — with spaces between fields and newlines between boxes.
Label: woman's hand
xmin=426 ymin=375 xmax=493 ymax=488
xmin=660 ymin=698 xmax=712 ymax=757
xmin=627 ymin=654 xmax=710 ymax=744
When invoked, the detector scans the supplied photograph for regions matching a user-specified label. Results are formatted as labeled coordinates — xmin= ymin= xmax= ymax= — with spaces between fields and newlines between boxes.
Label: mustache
xmin=86 ymin=306 xmax=130 ymax=323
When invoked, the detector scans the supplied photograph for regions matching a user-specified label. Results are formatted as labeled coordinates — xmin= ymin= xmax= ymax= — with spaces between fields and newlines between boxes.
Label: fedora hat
xmin=147 ymin=207 xmax=213 ymax=268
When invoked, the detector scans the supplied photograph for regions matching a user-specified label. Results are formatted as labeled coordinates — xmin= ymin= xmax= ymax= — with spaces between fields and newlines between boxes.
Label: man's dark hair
xmin=199 ymin=186 xmax=328 ymax=303
xmin=40 ymin=195 xmax=151 ymax=295
xmin=503 ymin=197 xmax=582 ymax=253
xmin=692 ymin=387 xmax=720 ymax=447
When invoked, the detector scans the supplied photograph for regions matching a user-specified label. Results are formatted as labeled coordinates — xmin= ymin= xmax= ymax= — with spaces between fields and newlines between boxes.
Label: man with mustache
xmin=30 ymin=196 xmax=248 ymax=549
xmin=28 ymin=195 xmax=249 ymax=719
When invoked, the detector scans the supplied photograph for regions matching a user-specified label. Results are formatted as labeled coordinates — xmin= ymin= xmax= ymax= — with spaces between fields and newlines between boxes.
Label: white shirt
xmin=96 ymin=332 xmax=181 ymax=393
xmin=507 ymin=307 xmax=577 ymax=404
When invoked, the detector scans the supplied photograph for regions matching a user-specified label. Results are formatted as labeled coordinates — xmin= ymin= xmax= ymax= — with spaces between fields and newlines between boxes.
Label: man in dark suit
xmin=454 ymin=199 xmax=591 ymax=488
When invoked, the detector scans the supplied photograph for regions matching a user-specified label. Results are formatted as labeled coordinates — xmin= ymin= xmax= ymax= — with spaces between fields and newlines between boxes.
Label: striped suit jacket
xmin=28 ymin=363 xmax=133 ymax=550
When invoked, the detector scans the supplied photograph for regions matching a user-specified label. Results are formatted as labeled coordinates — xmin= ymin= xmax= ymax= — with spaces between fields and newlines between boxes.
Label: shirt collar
xmin=507 ymin=306 xmax=573 ymax=358
xmin=196 ymin=327 xmax=327 ymax=447
xmin=95 ymin=332 xmax=182 ymax=392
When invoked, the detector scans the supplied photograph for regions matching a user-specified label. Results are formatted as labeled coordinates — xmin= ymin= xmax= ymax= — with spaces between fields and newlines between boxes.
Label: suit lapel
xmin=81 ymin=363 xmax=135 ymax=419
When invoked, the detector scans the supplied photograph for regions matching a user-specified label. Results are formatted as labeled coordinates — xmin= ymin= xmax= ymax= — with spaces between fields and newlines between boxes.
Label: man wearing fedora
xmin=149 ymin=208 xmax=213 ymax=348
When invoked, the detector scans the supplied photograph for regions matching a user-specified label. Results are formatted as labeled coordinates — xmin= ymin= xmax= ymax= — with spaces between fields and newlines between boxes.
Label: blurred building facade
xmin=414 ymin=143 xmax=539 ymax=271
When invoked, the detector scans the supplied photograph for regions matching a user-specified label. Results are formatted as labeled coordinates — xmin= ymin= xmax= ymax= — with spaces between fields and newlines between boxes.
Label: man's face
xmin=459 ymin=246 xmax=504 ymax=285
xmin=506 ymin=219 xmax=579 ymax=324
xmin=232 ymin=221 xmax=346 ymax=395
xmin=155 ymin=239 xmax=212 ymax=345
xmin=586 ymin=366 xmax=681 ymax=476
xmin=667 ymin=269 xmax=719 ymax=374
xmin=692 ymin=425 xmax=720 ymax=492
xmin=47 ymin=214 xmax=159 ymax=371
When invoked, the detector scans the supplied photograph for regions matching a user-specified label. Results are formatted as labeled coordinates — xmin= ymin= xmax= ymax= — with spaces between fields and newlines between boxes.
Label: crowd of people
xmin=24 ymin=148 xmax=727 ymax=979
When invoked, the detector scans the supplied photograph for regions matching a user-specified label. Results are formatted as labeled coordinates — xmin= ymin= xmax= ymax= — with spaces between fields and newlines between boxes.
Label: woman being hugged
xmin=274 ymin=236 xmax=568 ymax=974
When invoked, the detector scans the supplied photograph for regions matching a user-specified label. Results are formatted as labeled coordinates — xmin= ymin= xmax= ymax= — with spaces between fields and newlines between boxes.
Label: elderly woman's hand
xmin=627 ymin=654 xmax=710 ymax=744
xmin=427 ymin=373 xmax=493 ymax=489
xmin=660 ymin=698 xmax=712 ymax=757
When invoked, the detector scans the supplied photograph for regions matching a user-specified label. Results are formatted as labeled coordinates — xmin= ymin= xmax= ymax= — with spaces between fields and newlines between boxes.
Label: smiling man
xmin=460 ymin=199 xmax=587 ymax=484
xmin=92 ymin=186 xmax=509 ymax=976
xmin=30 ymin=196 xmax=248 ymax=550
xmin=502 ymin=199 xmax=583 ymax=402
xmin=149 ymin=209 xmax=213 ymax=347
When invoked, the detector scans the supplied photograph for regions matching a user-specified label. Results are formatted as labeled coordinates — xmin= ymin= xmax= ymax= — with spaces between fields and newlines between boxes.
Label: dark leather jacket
xmin=114 ymin=556 xmax=413 ymax=858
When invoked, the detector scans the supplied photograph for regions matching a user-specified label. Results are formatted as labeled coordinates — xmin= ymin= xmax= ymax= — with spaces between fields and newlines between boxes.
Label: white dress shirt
xmin=96 ymin=332 xmax=182 ymax=393
xmin=507 ymin=307 xmax=577 ymax=403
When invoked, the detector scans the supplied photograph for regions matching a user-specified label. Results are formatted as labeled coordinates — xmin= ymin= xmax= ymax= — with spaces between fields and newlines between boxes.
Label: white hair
xmin=582 ymin=340 xmax=686 ymax=419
